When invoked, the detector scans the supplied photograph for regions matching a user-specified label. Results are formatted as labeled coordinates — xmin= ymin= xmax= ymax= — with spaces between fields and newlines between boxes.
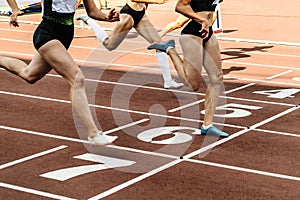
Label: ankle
xmin=202 ymin=124 xmax=213 ymax=130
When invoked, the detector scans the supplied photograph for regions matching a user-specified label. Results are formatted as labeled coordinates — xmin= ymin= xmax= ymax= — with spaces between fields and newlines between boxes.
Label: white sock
xmin=202 ymin=124 xmax=213 ymax=130
xmin=86 ymin=18 xmax=108 ymax=44
xmin=156 ymin=52 xmax=172 ymax=83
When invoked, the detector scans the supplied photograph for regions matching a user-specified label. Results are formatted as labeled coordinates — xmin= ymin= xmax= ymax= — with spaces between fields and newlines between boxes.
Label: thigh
xmin=38 ymin=40 xmax=79 ymax=85
xmin=105 ymin=14 xmax=134 ymax=47
xmin=23 ymin=52 xmax=52 ymax=81
xmin=203 ymin=35 xmax=222 ymax=76
xmin=135 ymin=15 xmax=161 ymax=43
xmin=180 ymin=34 xmax=203 ymax=71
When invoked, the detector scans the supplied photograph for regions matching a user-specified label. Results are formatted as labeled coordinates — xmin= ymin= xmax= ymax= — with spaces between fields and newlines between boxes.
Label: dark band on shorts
xmin=181 ymin=20 xmax=213 ymax=45
xmin=33 ymin=19 xmax=74 ymax=50
xmin=120 ymin=3 xmax=145 ymax=27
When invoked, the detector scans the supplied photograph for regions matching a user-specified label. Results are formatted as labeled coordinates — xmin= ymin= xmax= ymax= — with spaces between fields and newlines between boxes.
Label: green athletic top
xmin=42 ymin=0 xmax=77 ymax=25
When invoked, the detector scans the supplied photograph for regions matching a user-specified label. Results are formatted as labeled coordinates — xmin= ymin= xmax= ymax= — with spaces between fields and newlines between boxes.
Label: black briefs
xmin=120 ymin=3 xmax=146 ymax=27
xmin=33 ymin=19 xmax=74 ymax=50
xmin=181 ymin=20 xmax=213 ymax=45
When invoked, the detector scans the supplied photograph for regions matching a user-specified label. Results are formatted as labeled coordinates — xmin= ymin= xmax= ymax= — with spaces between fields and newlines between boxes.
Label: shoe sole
xmin=89 ymin=136 xmax=118 ymax=146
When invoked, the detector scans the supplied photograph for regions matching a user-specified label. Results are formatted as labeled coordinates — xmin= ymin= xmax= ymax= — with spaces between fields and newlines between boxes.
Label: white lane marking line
xmin=0 ymin=37 xmax=153 ymax=56
xmin=169 ymin=83 xmax=256 ymax=113
xmin=223 ymin=60 xmax=298 ymax=70
xmin=0 ymin=124 xmax=179 ymax=160
xmin=168 ymin=99 xmax=205 ymax=113
xmin=224 ymin=76 xmax=300 ymax=87
xmin=255 ymin=128 xmax=300 ymax=138
xmin=217 ymin=37 xmax=300 ymax=47
xmin=104 ymin=118 xmax=149 ymax=135
xmin=0 ymin=125 xmax=89 ymax=143
xmin=0 ymin=119 xmax=149 ymax=144
xmin=0 ymin=145 xmax=67 ymax=170
xmin=47 ymin=72 xmax=296 ymax=107
xmin=222 ymin=95 xmax=295 ymax=107
xmin=186 ymin=159 xmax=300 ymax=182
xmin=0 ymin=50 xmax=166 ymax=73
xmin=0 ymin=28 xmax=33 ymax=33
xmin=1 ymin=37 xmax=300 ymax=71
xmin=2 ymin=23 xmax=300 ymax=47
xmin=0 ymin=182 xmax=76 ymax=200
xmin=2 ymin=66 xmax=295 ymax=108
xmin=1 ymin=79 xmax=296 ymax=126
xmin=246 ymin=51 xmax=300 ymax=58
xmin=88 ymin=106 xmax=299 ymax=199
xmin=266 ymin=70 xmax=294 ymax=80
xmin=88 ymin=159 xmax=182 ymax=200
xmin=2 ymin=30 xmax=300 ymax=59
xmin=224 ymin=83 xmax=256 ymax=94
xmin=185 ymin=106 xmax=299 ymax=159
xmin=0 ymin=90 xmax=246 ymax=129
xmin=0 ymin=90 xmax=197 ymax=122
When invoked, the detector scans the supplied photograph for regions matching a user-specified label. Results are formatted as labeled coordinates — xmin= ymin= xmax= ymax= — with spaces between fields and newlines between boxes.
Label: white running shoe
xmin=76 ymin=14 xmax=90 ymax=24
xmin=164 ymin=79 xmax=184 ymax=89
xmin=88 ymin=132 xmax=118 ymax=145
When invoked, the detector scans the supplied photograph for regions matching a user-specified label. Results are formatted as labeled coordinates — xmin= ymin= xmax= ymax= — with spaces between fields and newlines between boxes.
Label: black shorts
xmin=33 ymin=19 xmax=74 ymax=50
xmin=181 ymin=20 xmax=213 ymax=45
xmin=120 ymin=3 xmax=145 ymax=27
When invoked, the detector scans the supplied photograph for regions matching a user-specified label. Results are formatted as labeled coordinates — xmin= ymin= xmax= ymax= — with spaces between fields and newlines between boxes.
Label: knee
xmin=105 ymin=44 xmax=116 ymax=51
xmin=210 ymin=72 xmax=223 ymax=86
xmin=191 ymin=84 xmax=200 ymax=91
xmin=73 ymin=69 xmax=86 ymax=88
xmin=25 ymin=78 xmax=38 ymax=84
xmin=21 ymin=72 xmax=40 ymax=84
xmin=189 ymin=80 xmax=201 ymax=91
xmin=103 ymin=39 xmax=117 ymax=51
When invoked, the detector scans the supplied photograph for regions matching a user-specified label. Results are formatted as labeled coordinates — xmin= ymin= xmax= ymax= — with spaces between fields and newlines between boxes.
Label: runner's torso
xmin=42 ymin=0 xmax=77 ymax=25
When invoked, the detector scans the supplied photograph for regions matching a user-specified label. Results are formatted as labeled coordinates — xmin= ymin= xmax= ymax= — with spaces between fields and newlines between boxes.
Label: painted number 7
xmin=40 ymin=153 xmax=136 ymax=181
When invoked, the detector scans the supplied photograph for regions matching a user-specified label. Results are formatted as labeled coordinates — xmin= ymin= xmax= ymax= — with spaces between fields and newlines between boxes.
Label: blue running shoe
xmin=147 ymin=39 xmax=175 ymax=52
xmin=201 ymin=126 xmax=229 ymax=138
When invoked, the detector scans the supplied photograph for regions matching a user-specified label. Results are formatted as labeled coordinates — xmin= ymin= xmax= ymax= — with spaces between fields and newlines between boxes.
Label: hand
xmin=107 ymin=8 xmax=120 ymax=22
xmin=9 ymin=9 xmax=24 ymax=27
xmin=198 ymin=18 xmax=209 ymax=39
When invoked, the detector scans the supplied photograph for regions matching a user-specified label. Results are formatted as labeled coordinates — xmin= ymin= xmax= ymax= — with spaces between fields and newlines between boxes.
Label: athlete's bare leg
xmin=167 ymin=34 xmax=203 ymax=91
xmin=136 ymin=15 xmax=183 ymax=88
xmin=134 ymin=15 xmax=161 ymax=43
xmin=102 ymin=14 xmax=134 ymax=51
xmin=0 ymin=41 xmax=100 ymax=138
xmin=0 ymin=53 xmax=51 ymax=83
xmin=77 ymin=11 xmax=183 ymax=88
xmin=37 ymin=40 xmax=100 ymax=137
xmin=202 ymin=35 xmax=223 ymax=126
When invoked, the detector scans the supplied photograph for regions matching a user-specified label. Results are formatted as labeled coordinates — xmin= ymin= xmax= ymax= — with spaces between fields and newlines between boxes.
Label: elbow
xmin=175 ymin=3 xmax=184 ymax=13
xmin=86 ymin=10 xmax=98 ymax=20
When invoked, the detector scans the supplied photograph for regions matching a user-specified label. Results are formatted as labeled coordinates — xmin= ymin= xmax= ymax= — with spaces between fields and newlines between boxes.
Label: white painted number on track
xmin=40 ymin=154 xmax=136 ymax=181
xmin=254 ymin=88 xmax=300 ymax=99
xmin=201 ymin=103 xmax=262 ymax=118
xmin=137 ymin=126 xmax=197 ymax=144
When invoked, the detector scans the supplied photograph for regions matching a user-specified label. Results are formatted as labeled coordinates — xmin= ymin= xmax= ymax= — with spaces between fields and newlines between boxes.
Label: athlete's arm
xmin=83 ymin=0 xmax=119 ymax=22
xmin=6 ymin=0 xmax=23 ymax=27
xmin=160 ymin=15 xmax=189 ymax=37
xmin=175 ymin=0 xmax=209 ymax=39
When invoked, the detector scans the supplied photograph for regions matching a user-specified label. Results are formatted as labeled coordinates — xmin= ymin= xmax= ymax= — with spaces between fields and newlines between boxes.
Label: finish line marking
xmin=187 ymin=159 xmax=300 ymax=182
xmin=88 ymin=106 xmax=299 ymax=199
